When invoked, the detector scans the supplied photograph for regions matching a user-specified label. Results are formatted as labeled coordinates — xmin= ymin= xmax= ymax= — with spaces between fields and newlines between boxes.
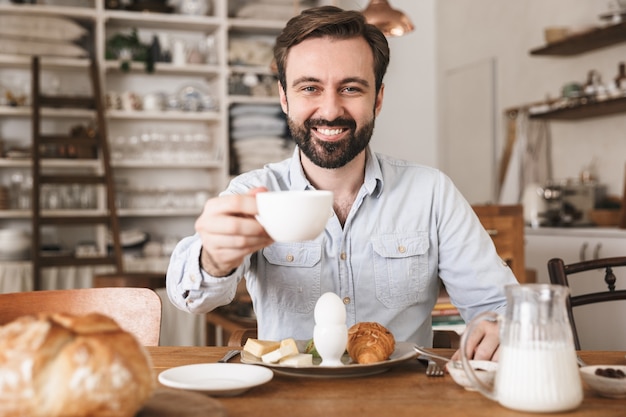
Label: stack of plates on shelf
xmin=230 ymin=104 xmax=294 ymax=173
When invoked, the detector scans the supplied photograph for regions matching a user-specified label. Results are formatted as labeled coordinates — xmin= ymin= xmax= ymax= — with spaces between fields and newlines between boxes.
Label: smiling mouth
xmin=314 ymin=127 xmax=348 ymax=137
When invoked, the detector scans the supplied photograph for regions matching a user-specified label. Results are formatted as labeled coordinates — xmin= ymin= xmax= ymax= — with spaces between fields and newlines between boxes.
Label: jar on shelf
xmin=615 ymin=62 xmax=626 ymax=90
xmin=177 ymin=0 xmax=212 ymax=16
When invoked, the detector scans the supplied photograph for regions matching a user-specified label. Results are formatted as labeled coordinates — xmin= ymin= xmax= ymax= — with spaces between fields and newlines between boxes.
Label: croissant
xmin=347 ymin=322 xmax=395 ymax=364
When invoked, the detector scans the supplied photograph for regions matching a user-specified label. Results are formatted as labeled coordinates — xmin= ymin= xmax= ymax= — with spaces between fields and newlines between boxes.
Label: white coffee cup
xmin=256 ymin=190 xmax=333 ymax=242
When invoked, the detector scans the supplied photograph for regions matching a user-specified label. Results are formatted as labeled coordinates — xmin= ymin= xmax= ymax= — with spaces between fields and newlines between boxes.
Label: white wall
xmin=437 ymin=0 xmax=626 ymax=201
xmin=338 ymin=0 xmax=438 ymax=167
xmin=337 ymin=1 xmax=626 ymax=203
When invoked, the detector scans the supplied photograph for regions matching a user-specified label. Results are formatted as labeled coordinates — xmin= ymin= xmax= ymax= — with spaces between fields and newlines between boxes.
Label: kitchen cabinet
xmin=525 ymin=227 xmax=626 ymax=349
xmin=0 ymin=0 xmax=300 ymax=276
xmin=472 ymin=204 xmax=529 ymax=283
xmin=526 ymin=20 xmax=626 ymax=121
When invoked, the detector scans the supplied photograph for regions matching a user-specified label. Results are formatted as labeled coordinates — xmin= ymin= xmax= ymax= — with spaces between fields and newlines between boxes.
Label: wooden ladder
xmin=31 ymin=56 xmax=123 ymax=290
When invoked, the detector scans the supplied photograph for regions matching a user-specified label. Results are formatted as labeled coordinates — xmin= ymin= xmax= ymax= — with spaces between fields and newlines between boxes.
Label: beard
xmin=287 ymin=116 xmax=375 ymax=169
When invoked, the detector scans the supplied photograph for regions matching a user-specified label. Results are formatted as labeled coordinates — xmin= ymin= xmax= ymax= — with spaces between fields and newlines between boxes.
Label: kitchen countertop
xmin=525 ymin=226 xmax=626 ymax=238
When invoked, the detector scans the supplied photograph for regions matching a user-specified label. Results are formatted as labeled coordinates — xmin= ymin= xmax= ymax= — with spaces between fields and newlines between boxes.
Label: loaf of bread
xmin=347 ymin=322 xmax=395 ymax=365
xmin=0 ymin=312 xmax=155 ymax=417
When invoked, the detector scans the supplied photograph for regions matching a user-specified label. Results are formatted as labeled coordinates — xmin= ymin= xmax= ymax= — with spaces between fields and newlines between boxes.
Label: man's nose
xmin=316 ymin=93 xmax=345 ymax=121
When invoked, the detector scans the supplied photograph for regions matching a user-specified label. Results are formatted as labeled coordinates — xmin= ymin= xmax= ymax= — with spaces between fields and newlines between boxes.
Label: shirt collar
xmin=288 ymin=146 xmax=384 ymax=198
xmin=288 ymin=148 xmax=311 ymax=190
xmin=364 ymin=147 xmax=384 ymax=198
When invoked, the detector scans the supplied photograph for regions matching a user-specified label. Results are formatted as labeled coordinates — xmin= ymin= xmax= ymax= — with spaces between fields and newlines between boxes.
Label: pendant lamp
xmin=361 ymin=0 xmax=414 ymax=37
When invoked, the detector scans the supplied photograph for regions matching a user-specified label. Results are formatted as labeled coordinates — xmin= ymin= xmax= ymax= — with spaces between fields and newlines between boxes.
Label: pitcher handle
xmin=459 ymin=311 xmax=499 ymax=401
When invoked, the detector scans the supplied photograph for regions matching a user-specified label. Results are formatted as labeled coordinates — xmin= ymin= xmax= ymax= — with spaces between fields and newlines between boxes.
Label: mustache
xmin=304 ymin=118 xmax=357 ymax=130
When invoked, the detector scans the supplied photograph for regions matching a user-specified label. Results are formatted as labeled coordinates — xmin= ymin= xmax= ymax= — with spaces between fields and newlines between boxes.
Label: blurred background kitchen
xmin=0 ymin=0 xmax=624 ymax=347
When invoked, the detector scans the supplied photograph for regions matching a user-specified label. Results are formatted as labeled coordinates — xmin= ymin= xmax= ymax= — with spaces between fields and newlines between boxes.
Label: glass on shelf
xmin=40 ymin=184 xmax=96 ymax=210
xmin=9 ymin=171 xmax=31 ymax=210
xmin=115 ymin=187 xmax=210 ymax=210
xmin=110 ymin=130 xmax=216 ymax=163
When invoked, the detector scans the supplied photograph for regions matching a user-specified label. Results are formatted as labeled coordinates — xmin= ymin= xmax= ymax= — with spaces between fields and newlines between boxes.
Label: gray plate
xmin=240 ymin=341 xmax=417 ymax=378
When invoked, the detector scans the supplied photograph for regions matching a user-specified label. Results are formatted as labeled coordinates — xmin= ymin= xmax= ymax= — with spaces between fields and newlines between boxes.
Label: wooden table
xmin=147 ymin=346 xmax=626 ymax=417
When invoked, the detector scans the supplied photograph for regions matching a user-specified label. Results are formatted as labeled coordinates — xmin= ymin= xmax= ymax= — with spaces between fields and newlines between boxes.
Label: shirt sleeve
xmin=165 ymin=234 xmax=242 ymax=314
xmin=434 ymin=171 xmax=519 ymax=321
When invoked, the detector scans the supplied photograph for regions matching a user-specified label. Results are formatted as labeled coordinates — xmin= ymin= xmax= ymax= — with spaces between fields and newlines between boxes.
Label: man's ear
xmin=278 ymin=81 xmax=288 ymax=114
xmin=374 ymin=83 xmax=384 ymax=117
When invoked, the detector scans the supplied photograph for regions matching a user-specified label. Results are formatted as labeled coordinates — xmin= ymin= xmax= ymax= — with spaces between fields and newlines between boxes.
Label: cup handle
xmin=459 ymin=311 xmax=499 ymax=401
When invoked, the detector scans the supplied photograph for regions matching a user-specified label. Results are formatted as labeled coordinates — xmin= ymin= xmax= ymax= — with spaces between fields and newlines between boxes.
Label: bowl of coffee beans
xmin=580 ymin=365 xmax=626 ymax=398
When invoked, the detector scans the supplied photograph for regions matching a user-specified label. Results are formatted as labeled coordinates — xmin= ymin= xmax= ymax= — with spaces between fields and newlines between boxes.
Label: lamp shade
xmin=362 ymin=0 xmax=414 ymax=37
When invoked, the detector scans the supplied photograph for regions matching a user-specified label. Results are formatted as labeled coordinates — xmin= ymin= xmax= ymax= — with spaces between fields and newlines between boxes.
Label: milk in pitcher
xmin=496 ymin=344 xmax=583 ymax=413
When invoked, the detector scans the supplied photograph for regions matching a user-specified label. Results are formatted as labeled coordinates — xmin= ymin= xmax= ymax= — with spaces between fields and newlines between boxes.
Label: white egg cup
xmin=313 ymin=324 xmax=348 ymax=367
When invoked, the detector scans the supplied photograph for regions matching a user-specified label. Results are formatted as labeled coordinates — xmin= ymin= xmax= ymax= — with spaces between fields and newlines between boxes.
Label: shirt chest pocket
xmin=262 ymin=243 xmax=322 ymax=314
xmin=371 ymin=232 xmax=429 ymax=308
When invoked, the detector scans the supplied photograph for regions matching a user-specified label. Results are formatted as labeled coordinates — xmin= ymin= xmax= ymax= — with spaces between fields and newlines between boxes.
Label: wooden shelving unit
xmin=523 ymin=20 xmax=626 ymax=121
xmin=0 ymin=1 xmax=288 ymax=273
xmin=530 ymin=21 xmax=626 ymax=56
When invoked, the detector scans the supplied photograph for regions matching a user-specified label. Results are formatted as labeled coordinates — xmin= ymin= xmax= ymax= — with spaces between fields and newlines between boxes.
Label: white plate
xmin=240 ymin=341 xmax=417 ymax=378
xmin=158 ymin=363 xmax=273 ymax=397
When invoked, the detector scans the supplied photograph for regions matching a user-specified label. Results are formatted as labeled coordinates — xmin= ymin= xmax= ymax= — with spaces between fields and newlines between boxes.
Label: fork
xmin=217 ymin=349 xmax=241 ymax=363
xmin=426 ymin=360 xmax=445 ymax=377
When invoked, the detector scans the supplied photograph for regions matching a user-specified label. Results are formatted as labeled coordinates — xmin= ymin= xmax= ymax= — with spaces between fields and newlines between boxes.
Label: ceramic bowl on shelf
xmin=0 ymin=229 xmax=31 ymax=261
xmin=580 ymin=365 xmax=626 ymax=398
xmin=544 ymin=26 xmax=570 ymax=43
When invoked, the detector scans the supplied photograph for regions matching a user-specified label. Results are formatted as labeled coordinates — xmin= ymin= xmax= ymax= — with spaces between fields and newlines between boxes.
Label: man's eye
xmin=343 ymin=86 xmax=362 ymax=93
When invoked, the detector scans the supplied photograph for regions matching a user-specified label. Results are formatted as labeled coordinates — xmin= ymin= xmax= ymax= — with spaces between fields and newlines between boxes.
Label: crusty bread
xmin=347 ymin=322 xmax=395 ymax=365
xmin=0 ymin=312 xmax=155 ymax=417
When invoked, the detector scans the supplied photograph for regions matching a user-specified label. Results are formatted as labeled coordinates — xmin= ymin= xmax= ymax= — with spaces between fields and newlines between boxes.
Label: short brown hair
xmin=273 ymin=5 xmax=390 ymax=95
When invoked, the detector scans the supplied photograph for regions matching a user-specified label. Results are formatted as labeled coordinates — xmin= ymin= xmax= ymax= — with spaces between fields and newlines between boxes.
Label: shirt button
xmin=286 ymin=254 xmax=294 ymax=262
xmin=340 ymin=252 xmax=347 ymax=260
xmin=342 ymin=297 xmax=351 ymax=305
xmin=398 ymin=245 xmax=406 ymax=253
xmin=189 ymin=274 xmax=196 ymax=283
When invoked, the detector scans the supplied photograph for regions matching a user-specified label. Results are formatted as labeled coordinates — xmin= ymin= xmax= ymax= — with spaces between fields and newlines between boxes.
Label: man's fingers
xmin=201 ymin=193 xmax=260 ymax=218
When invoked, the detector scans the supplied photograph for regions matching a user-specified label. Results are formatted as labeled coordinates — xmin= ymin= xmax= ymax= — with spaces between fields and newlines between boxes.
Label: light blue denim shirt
xmin=166 ymin=147 xmax=518 ymax=345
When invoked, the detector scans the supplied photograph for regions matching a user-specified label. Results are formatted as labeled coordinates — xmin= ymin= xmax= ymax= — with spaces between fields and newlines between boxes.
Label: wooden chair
xmin=0 ymin=287 xmax=162 ymax=346
xmin=547 ymin=256 xmax=626 ymax=350
xmin=227 ymin=328 xmax=460 ymax=349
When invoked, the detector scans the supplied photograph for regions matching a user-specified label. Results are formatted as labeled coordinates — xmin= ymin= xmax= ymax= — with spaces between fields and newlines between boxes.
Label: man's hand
xmin=196 ymin=187 xmax=273 ymax=277
xmin=451 ymin=319 xmax=500 ymax=361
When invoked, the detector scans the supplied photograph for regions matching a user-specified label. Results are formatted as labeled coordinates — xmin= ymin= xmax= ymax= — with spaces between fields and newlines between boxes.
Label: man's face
xmin=279 ymin=36 xmax=384 ymax=169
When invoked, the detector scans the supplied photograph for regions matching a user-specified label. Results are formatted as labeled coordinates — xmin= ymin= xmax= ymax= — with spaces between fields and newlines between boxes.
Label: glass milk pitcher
xmin=460 ymin=284 xmax=583 ymax=413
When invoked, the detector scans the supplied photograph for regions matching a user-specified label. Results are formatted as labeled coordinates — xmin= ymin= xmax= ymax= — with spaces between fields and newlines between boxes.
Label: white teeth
xmin=318 ymin=128 xmax=342 ymax=136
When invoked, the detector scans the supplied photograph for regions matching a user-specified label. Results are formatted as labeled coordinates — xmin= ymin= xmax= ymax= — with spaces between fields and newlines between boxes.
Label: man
xmin=166 ymin=6 xmax=518 ymax=360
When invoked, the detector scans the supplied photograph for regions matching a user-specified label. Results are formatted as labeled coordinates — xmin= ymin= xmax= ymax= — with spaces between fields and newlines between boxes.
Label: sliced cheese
xmin=279 ymin=353 xmax=313 ymax=366
xmin=243 ymin=338 xmax=281 ymax=358
xmin=261 ymin=337 xmax=300 ymax=364
xmin=261 ymin=348 xmax=284 ymax=364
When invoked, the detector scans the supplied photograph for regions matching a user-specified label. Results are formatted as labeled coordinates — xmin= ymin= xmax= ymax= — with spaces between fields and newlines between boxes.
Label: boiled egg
xmin=314 ymin=292 xmax=346 ymax=325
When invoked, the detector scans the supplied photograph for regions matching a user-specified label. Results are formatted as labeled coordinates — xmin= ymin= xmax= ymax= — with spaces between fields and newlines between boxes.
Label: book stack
xmin=432 ymin=289 xmax=465 ymax=329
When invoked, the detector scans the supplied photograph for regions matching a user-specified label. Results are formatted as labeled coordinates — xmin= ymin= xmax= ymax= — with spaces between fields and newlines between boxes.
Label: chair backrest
xmin=0 ymin=287 xmax=162 ymax=346
xmin=547 ymin=257 xmax=626 ymax=350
